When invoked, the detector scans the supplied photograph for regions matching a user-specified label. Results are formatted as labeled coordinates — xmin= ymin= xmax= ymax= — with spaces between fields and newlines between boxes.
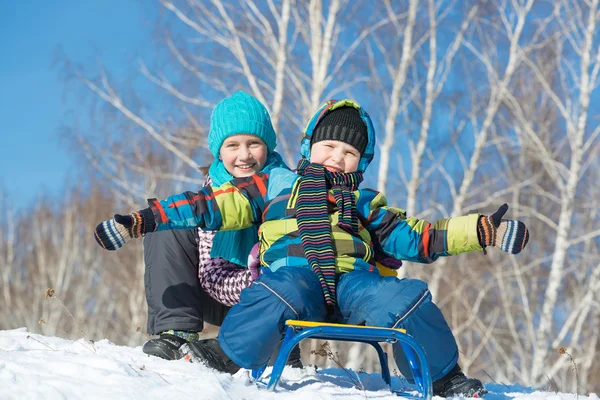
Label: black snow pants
xmin=144 ymin=229 xmax=229 ymax=334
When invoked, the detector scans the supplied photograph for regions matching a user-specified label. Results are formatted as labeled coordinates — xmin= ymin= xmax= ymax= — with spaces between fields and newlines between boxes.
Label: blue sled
xmin=252 ymin=320 xmax=433 ymax=399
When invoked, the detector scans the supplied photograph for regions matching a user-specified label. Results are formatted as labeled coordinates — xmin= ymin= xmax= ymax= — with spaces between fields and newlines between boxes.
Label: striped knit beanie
xmin=208 ymin=91 xmax=277 ymax=157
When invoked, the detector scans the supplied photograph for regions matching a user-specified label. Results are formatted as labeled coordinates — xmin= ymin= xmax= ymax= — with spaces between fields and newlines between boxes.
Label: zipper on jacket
xmin=258 ymin=229 xmax=267 ymax=267
xmin=287 ymin=180 xmax=300 ymax=209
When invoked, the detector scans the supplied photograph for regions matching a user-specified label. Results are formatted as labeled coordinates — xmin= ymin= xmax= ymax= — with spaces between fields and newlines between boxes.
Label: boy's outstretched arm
xmin=357 ymin=190 xmax=529 ymax=263
xmin=94 ymin=175 xmax=269 ymax=251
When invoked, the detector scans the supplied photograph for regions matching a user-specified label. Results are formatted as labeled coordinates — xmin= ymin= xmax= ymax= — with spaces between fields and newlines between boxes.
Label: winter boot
xmin=142 ymin=330 xmax=200 ymax=360
xmin=268 ymin=343 xmax=303 ymax=368
xmin=432 ymin=364 xmax=487 ymax=397
xmin=286 ymin=344 xmax=303 ymax=368
xmin=179 ymin=338 xmax=241 ymax=375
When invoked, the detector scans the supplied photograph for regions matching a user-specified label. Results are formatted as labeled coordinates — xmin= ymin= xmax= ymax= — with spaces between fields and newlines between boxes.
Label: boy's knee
xmin=218 ymin=266 xmax=327 ymax=369
xmin=338 ymin=272 xmax=431 ymax=326
xmin=254 ymin=266 xmax=327 ymax=321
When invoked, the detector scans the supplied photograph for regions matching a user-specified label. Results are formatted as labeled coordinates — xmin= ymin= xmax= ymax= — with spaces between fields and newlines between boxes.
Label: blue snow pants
xmin=218 ymin=266 xmax=458 ymax=382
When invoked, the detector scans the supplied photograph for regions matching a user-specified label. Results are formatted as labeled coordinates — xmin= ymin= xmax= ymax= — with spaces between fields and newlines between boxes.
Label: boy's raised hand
xmin=94 ymin=212 xmax=144 ymax=251
xmin=478 ymin=204 xmax=530 ymax=254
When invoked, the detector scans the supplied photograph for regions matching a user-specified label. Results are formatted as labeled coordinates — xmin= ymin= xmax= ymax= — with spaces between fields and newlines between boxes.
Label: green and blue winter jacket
xmin=145 ymin=100 xmax=483 ymax=275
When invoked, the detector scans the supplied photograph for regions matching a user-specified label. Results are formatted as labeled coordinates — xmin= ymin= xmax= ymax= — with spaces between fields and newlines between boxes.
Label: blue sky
xmin=0 ymin=0 xmax=153 ymax=210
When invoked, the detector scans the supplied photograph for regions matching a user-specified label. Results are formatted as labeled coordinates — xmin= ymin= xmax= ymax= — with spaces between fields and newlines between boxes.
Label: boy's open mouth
xmin=325 ymin=165 xmax=343 ymax=173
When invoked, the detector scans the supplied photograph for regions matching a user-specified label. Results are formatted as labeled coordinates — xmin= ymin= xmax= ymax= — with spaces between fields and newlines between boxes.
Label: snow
xmin=0 ymin=328 xmax=596 ymax=400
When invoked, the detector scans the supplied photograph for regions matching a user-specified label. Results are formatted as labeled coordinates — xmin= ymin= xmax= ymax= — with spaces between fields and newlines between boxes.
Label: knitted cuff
xmin=118 ymin=209 xmax=155 ymax=239
xmin=138 ymin=207 xmax=157 ymax=236
xmin=477 ymin=215 xmax=496 ymax=247
xmin=126 ymin=212 xmax=143 ymax=238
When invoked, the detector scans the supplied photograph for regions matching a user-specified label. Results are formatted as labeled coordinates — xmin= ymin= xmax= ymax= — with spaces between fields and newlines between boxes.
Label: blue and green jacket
xmin=145 ymin=100 xmax=483 ymax=274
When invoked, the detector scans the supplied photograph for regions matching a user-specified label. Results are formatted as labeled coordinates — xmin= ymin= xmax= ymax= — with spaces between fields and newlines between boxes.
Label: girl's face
xmin=219 ymin=134 xmax=268 ymax=178
xmin=309 ymin=140 xmax=360 ymax=173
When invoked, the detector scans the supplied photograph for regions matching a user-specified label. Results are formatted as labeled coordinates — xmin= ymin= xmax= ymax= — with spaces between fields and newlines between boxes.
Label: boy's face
xmin=309 ymin=140 xmax=360 ymax=173
xmin=219 ymin=134 xmax=268 ymax=178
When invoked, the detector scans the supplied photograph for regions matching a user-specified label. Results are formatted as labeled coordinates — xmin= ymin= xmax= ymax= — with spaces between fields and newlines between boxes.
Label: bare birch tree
xmin=502 ymin=0 xmax=600 ymax=387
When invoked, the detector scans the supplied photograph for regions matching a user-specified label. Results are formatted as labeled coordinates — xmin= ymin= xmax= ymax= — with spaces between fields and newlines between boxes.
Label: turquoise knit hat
xmin=208 ymin=91 xmax=277 ymax=157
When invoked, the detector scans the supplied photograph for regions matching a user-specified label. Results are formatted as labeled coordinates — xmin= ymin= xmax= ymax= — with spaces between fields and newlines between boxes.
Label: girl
xmin=142 ymin=91 xmax=291 ymax=361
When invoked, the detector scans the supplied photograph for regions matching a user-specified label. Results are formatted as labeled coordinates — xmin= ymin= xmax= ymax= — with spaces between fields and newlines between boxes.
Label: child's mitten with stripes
xmin=94 ymin=209 xmax=155 ymax=251
xmin=478 ymin=204 xmax=530 ymax=254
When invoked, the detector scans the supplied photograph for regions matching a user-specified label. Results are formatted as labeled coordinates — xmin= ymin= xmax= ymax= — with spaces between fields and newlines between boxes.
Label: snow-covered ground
xmin=0 ymin=328 xmax=596 ymax=400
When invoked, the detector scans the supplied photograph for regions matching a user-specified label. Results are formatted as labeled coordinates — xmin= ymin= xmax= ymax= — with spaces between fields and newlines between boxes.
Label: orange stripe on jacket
xmin=168 ymin=187 xmax=239 ymax=209
xmin=422 ymin=223 xmax=431 ymax=258
xmin=252 ymin=174 xmax=268 ymax=196
xmin=152 ymin=199 xmax=168 ymax=223
xmin=167 ymin=175 xmax=269 ymax=209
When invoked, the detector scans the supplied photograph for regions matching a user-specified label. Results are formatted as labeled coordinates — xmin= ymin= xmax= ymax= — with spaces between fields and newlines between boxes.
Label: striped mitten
xmin=94 ymin=210 xmax=153 ymax=251
xmin=478 ymin=204 xmax=530 ymax=254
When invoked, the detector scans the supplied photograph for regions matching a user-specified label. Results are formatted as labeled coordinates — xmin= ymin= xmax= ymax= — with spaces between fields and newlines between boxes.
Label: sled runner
xmin=252 ymin=320 xmax=433 ymax=399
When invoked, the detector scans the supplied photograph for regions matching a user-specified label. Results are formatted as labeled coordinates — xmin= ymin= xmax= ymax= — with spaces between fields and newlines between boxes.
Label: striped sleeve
xmin=356 ymin=189 xmax=482 ymax=263
xmin=148 ymin=173 xmax=269 ymax=232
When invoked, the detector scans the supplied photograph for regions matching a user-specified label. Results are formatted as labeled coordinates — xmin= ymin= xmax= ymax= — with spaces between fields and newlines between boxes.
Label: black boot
xmin=142 ymin=333 xmax=187 ymax=360
xmin=179 ymin=338 xmax=241 ymax=375
xmin=286 ymin=345 xmax=303 ymax=368
xmin=432 ymin=364 xmax=487 ymax=397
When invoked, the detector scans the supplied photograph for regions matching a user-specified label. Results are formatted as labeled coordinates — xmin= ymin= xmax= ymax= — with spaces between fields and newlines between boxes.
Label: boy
xmin=95 ymin=99 xmax=529 ymax=396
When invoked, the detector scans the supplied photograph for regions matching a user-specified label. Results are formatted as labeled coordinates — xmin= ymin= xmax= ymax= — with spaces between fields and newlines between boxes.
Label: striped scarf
xmin=296 ymin=158 xmax=363 ymax=313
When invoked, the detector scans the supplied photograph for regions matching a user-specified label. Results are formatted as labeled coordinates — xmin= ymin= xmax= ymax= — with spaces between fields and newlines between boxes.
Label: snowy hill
xmin=1 ymin=328 xmax=596 ymax=400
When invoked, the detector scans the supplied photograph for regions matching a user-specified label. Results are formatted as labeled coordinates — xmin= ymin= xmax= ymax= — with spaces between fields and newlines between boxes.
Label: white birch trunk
xmin=428 ymin=0 xmax=534 ymax=299
xmin=377 ymin=0 xmax=418 ymax=194
xmin=530 ymin=0 xmax=598 ymax=382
